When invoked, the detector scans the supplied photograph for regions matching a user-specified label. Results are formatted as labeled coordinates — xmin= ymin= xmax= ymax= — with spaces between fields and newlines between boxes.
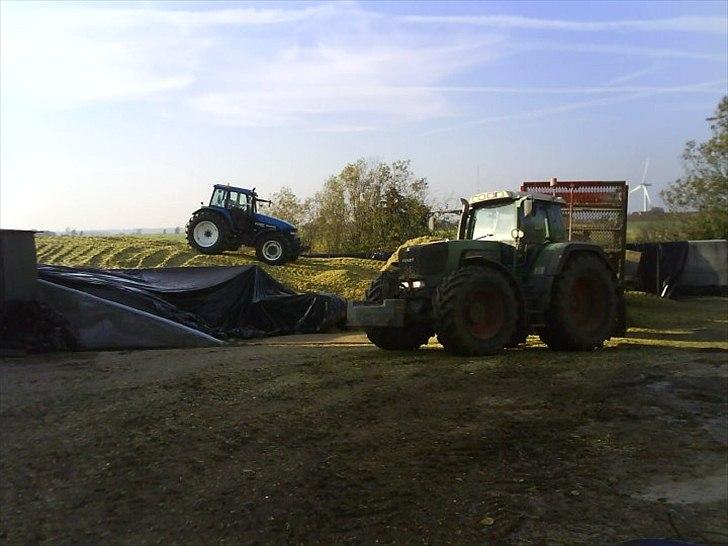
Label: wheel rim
xmin=570 ymin=277 xmax=606 ymax=332
xmin=464 ymin=288 xmax=504 ymax=340
xmin=262 ymin=240 xmax=283 ymax=261
xmin=193 ymin=221 xmax=219 ymax=248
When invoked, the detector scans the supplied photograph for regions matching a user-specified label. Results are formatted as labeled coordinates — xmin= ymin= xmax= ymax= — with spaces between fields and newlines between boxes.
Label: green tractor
xmin=348 ymin=190 xmax=623 ymax=355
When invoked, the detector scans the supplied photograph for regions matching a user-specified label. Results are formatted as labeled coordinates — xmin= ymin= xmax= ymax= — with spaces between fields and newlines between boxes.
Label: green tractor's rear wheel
xmin=364 ymin=273 xmax=432 ymax=351
xmin=540 ymin=253 xmax=617 ymax=351
xmin=434 ymin=266 xmax=518 ymax=356
xmin=186 ymin=211 xmax=231 ymax=255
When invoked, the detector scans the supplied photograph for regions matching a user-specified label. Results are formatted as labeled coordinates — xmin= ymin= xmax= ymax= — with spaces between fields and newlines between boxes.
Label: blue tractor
xmin=186 ymin=184 xmax=306 ymax=265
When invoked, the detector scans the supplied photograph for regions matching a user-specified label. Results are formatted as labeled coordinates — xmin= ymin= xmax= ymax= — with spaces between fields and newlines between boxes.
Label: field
xmin=626 ymin=212 xmax=692 ymax=243
xmin=3 ymin=235 xmax=727 ymax=544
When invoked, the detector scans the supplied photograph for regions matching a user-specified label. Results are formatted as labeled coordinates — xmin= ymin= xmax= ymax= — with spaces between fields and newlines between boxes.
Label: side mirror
xmin=523 ymin=199 xmax=534 ymax=217
xmin=428 ymin=216 xmax=436 ymax=232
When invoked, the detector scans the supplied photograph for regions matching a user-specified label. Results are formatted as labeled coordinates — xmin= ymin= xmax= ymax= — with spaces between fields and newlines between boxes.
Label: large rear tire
xmin=540 ymin=253 xmax=617 ymax=351
xmin=364 ymin=274 xmax=432 ymax=351
xmin=255 ymin=232 xmax=290 ymax=265
xmin=434 ymin=266 xmax=518 ymax=356
xmin=186 ymin=211 xmax=230 ymax=255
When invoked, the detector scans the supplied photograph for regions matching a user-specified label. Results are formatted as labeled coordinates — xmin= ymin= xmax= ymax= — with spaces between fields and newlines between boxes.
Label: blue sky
xmin=1 ymin=0 xmax=726 ymax=230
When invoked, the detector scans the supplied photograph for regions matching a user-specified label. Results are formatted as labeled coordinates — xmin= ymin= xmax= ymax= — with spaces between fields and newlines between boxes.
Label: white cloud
xmin=413 ymin=81 xmax=726 ymax=94
xmin=0 ymin=3 xmax=334 ymax=107
xmin=603 ymin=66 xmax=664 ymax=86
xmin=1 ymin=2 xmax=724 ymax=131
xmin=429 ymin=79 xmax=727 ymax=134
xmin=0 ymin=6 xmax=204 ymax=106
xmin=5 ymin=4 xmax=332 ymax=30
xmin=401 ymin=14 xmax=727 ymax=34
xmin=191 ymin=38 xmax=504 ymax=127
xmin=514 ymin=41 xmax=726 ymax=62
xmin=0 ymin=2 xmax=504 ymax=124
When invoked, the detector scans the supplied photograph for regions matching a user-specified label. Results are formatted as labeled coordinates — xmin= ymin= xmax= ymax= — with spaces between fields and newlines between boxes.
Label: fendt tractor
xmin=348 ymin=181 xmax=628 ymax=355
xmin=186 ymin=184 xmax=306 ymax=265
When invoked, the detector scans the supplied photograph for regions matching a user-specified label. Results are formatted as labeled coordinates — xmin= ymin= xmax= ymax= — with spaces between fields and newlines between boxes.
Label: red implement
xmin=521 ymin=179 xmax=629 ymax=282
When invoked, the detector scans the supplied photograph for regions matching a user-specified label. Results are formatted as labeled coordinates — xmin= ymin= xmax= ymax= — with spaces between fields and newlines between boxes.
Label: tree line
xmin=658 ymin=95 xmax=727 ymax=241
xmin=267 ymin=159 xmax=440 ymax=253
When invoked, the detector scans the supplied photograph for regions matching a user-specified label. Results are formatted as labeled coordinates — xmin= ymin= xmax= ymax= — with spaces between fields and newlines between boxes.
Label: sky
xmin=1 ymin=0 xmax=726 ymax=230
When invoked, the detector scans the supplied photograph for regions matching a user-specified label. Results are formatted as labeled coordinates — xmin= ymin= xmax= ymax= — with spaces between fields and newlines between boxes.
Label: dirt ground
xmin=1 ymin=296 xmax=727 ymax=545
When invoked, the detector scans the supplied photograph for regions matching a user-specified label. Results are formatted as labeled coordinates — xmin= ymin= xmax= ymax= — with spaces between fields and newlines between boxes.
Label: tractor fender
xmin=525 ymin=243 xmax=615 ymax=316
xmin=190 ymin=206 xmax=232 ymax=225
xmin=532 ymin=242 xmax=614 ymax=277
xmin=459 ymin=254 xmax=528 ymax=338
xmin=254 ymin=228 xmax=282 ymax=243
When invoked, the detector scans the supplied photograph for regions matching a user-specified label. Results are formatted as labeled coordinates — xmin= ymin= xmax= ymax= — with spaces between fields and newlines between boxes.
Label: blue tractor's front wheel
xmin=255 ymin=232 xmax=290 ymax=266
xmin=186 ymin=211 xmax=230 ymax=255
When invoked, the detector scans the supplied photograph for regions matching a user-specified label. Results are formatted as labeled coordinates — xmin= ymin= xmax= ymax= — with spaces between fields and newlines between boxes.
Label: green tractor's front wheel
xmin=434 ymin=266 xmax=518 ymax=356
xmin=186 ymin=211 xmax=231 ymax=255
xmin=364 ymin=273 xmax=432 ymax=351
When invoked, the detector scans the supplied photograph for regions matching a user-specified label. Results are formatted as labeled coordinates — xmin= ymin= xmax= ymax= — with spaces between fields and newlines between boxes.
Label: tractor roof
xmin=469 ymin=190 xmax=565 ymax=206
xmin=213 ymin=184 xmax=256 ymax=195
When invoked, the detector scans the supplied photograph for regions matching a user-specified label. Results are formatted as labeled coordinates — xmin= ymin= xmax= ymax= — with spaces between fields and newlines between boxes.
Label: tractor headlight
xmin=411 ymin=280 xmax=424 ymax=289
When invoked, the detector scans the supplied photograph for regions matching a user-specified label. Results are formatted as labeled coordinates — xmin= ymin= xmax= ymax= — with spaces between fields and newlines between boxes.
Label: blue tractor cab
xmin=186 ymin=184 xmax=306 ymax=265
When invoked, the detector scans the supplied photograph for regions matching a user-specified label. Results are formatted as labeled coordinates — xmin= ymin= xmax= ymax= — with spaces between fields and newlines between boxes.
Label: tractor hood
xmin=253 ymin=212 xmax=295 ymax=231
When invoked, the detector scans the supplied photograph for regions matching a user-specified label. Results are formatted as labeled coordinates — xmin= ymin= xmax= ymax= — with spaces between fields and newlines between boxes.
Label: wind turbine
xmin=630 ymin=158 xmax=653 ymax=212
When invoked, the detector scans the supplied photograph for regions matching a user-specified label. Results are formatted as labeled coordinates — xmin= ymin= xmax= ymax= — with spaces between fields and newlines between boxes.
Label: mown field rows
xmin=35 ymin=236 xmax=382 ymax=300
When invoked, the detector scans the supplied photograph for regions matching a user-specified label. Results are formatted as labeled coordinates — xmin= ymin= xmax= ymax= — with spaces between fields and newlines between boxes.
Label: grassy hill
xmin=35 ymin=236 xmax=381 ymax=300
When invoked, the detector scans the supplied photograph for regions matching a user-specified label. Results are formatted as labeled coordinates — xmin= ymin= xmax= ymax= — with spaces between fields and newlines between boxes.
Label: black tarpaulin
xmin=627 ymin=240 xmax=728 ymax=298
xmin=38 ymin=264 xmax=347 ymax=339
xmin=627 ymin=242 xmax=690 ymax=297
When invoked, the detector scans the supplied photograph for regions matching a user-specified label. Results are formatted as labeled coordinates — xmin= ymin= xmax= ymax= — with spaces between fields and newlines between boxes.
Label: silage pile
xmin=381 ymin=236 xmax=446 ymax=271
xmin=34 ymin=236 xmax=382 ymax=300
xmin=34 ymin=235 xmax=454 ymax=300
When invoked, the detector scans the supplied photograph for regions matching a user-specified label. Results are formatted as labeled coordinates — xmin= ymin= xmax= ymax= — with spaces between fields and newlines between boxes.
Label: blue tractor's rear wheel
xmin=186 ymin=211 xmax=230 ymax=255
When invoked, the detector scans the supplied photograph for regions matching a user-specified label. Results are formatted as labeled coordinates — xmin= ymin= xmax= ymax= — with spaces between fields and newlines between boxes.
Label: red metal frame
xmin=521 ymin=180 xmax=629 ymax=282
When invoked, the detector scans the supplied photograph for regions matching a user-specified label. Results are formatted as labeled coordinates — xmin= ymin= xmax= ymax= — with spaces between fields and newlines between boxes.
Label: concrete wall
xmin=0 ymin=230 xmax=37 ymax=305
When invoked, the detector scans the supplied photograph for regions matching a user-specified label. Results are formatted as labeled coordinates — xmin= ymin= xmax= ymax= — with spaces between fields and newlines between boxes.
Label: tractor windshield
xmin=210 ymin=188 xmax=227 ymax=207
xmin=469 ymin=202 xmax=517 ymax=241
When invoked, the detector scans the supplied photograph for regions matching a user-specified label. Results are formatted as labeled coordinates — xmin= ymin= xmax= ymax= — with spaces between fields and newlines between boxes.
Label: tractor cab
xmin=209 ymin=185 xmax=260 ymax=215
xmin=461 ymin=191 xmax=567 ymax=245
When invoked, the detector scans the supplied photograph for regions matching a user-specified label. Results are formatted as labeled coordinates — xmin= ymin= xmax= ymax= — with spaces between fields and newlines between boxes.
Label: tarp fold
xmin=38 ymin=264 xmax=347 ymax=340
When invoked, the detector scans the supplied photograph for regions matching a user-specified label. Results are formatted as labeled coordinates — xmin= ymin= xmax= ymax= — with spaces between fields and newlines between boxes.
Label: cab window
xmin=210 ymin=188 xmax=227 ymax=207
xmin=469 ymin=203 xmax=517 ymax=241
xmin=228 ymin=191 xmax=250 ymax=212
xmin=546 ymin=205 xmax=566 ymax=241
xmin=521 ymin=201 xmax=548 ymax=243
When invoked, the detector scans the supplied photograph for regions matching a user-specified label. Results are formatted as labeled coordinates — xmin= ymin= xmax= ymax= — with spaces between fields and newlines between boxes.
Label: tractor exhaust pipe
xmin=457 ymin=198 xmax=469 ymax=240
